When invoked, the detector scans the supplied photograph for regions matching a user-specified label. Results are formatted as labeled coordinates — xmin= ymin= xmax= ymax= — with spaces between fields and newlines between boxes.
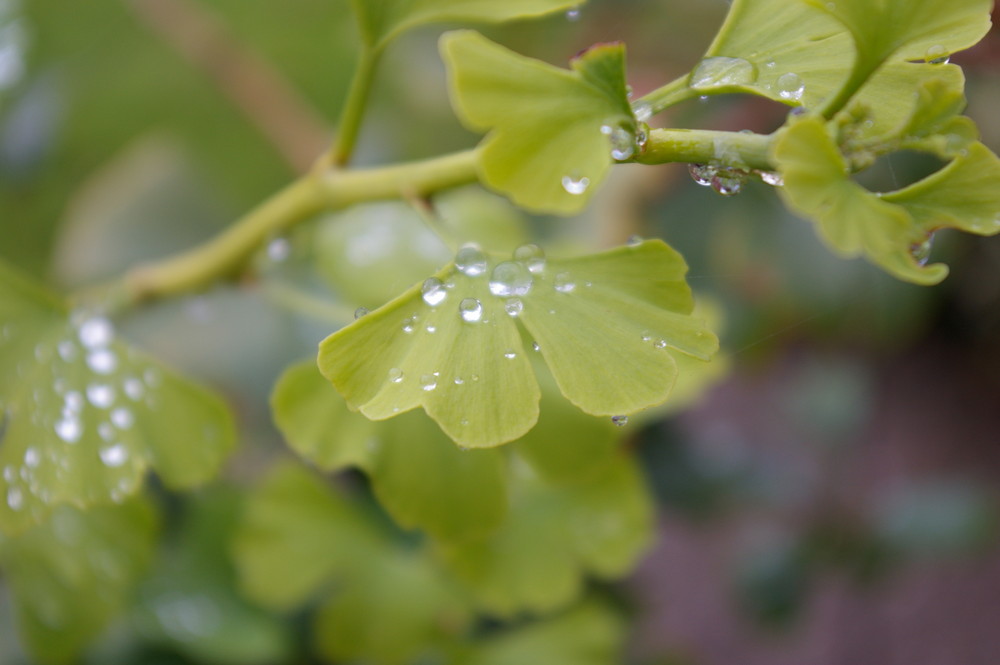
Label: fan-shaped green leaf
xmin=437 ymin=455 xmax=653 ymax=616
xmin=352 ymin=0 xmax=584 ymax=50
xmin=773 ymin=115 xmax=1000 ymax=284
xmin=273 ymin=361 xmax=507 ymax=541
xmin=457 ymin=602 xmax=624 ymax=665
xmin=0 ymin=498 xmax=157 ymax=665
xmin=0 ymin=261 xmax=235 ymax=534
xmin=232 ymin=463 xmax=385 ymax=609
xmin=318 ymin=240 xmax=717 ymax=448
xmin=441 ymin=30 xmax=636 ymax=214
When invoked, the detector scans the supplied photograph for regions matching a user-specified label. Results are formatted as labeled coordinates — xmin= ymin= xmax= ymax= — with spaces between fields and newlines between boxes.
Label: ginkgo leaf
xmin=437 ymin=454 xmax=653 ymax=616
xmin=773 ymin=115 xmax=1000 ymax=284
xmin=233 ymin=463 xmax=473 ymax=665
xmin=272 ymin=361 xmax=508 ymax=541
xmin=318 ymin=240 xmax=718 ymax=448
xmin=351 ymin=0 xmax=584 ymax=50
xmin=0 ymin=261 xmax=235 ymax=534
xmin=0 ymin=498 xmax=157 ymax=665
xmin=441 ymin=30 xmax=637 ymax=215
xmin=457 ymin=602 xmax=624 ymax=665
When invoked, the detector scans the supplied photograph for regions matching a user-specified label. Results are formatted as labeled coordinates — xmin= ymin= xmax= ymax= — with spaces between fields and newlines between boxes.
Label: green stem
xmin=107 ymin=149 xmax=479 ymax=306
xmin=636 ymin=128 xmax=774 ymax=170
xmin=329 ymin=46 xmax=383 ymax=166
xmin=817 ymin=58 xmax=881 ymax=120
xmin=635 ymin=75 xmax=698 ymax=115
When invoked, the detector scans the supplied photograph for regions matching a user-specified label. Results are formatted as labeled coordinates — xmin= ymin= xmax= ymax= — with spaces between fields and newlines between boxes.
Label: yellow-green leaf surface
xmin=802 ymin=0 xmax=992 ymax=71
xmin=438 ymin=455 xmax=653 ymax=616
xmin=0 ymin=261 xmax=235 ymax=534
xmin=773 ymin=116 xmax=1000 ymax=284
xmin=273 ymin=361 xmax=507 ymax=541
xmin=0 ymin=498 xmax=157 ymax=665
xmin=234 ymin=463 xmax=473 ymax=665
xmin=442 ymin=30 xmax=635 ymax=214
xmin=318 ymin=240 xmax=718 ymax=448
xmin=233 ymin=463 xmax=385 ymax=610
xmin=352 ymin=0 xmax=583 ymax=49
xmin=456 ymin=603 xmax=624 ymax=665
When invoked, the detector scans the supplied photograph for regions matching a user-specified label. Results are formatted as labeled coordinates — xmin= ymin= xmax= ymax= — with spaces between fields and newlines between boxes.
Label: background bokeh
xmin=2 ymin=0 xmax=999 ymax=663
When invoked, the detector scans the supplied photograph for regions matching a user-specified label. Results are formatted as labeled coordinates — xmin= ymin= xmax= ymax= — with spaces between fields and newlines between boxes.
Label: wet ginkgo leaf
xmin=318 ymin=240 xmax=718 ymax=448
xmin=0 ymin=497 xmax=157 ymax=665
xmin=0 ymin=261 xmax=235 ymax=534
xmin=441 ymin=30 xmax=637 ymax=214
xmin=773 ymin=115 xmax=1000 ymax=284
xmin=351 ymin=0 xmax=584 ymax=50
xmin=272 ymin=361 xmax=507 ymax=542
xmin=436 ymin=454 xmax=653 ymax=616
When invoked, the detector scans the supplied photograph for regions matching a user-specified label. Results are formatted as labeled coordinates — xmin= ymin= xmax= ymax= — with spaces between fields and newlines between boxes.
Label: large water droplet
xmin=421 ymin=278 xmax=448 ymax=306
xmin=924 ymin=44 xmax=949 ymax=64
xmin=760 ymin=171 xmax=784 ymax=186
xmin=87 ymin=383 xmax=115 ymax=409
xmin=606 ymin=125 xmax=636 ymax=161
xmin=690 ymin=56 xmax=757 ymax=90
xmin=55 ymin=416 xmax=82 ymax=444
xmin=513 ymin=244 xmax=546 ymax=274
xmin=776 ymin=72 xmax=805 ymax=101
xmin=711 ymin=171 xmax=744 ymax=196
xmin=505 ymin=299 xmax=523 ymax=317
xmin=554 ymin=272 xmax=577 ymax=293
xmin=100 ymin=443 xmax=129 ymax=468
xmin=688 ymin=163 xmax=716 ymax=186
xmin=419 ymin=374 xmax=438 ymax=392
xmin=455 ymin=244 xmax=488 ymax=277
xmin=911 ymin=234 xmax=935 ymax=266
xmin=78 ymin=317 xmax=114 ymax=349
xmin=611 ymin=415 xmax=628 ymax=427
xmin=489 ymin=261 xmax=533 ymax=297
xmin=561 ymin=174 xmax=590 ymax=195
xmin=86 ymin=349 xmax=118 ymax=375
xmin=459 ymin=298 xmax=483 ymax=323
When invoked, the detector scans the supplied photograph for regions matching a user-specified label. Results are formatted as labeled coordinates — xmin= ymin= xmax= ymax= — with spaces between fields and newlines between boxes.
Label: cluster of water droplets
xmin=687 ymin=163 xmax=784 ymax=195
xmin=0 ymin=312 xmax=172 ymax=514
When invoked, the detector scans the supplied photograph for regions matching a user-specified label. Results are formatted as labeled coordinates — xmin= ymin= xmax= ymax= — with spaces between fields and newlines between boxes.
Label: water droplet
xmin=505 ymin=298 xmax=524 ymax=317
xmin=100 ymin=443 xmax=129 ymax=468
xmin=2 ymin=466 xmax=14 ymax=483
xmin=57 ymin=340 xmax=77 ymax=362
xmin=64 ymin=391 xmax=84 ymax=412
xmin=911 ymin=234 xmax=935 ymax=266
xmin=654 ymin=339 xmax=668 ymax=349
xmin=489 ymin=261 xmax=533 ymax=297
xmin=455 ymin=244 xmax=488 ymax=276
xmin=78 ymin=316 xmax=114 ymax=349
xmin=124 ymin=377 xmax=144 ymax=401
xmin=24 ymin=447 xmax=40 ymax=468
xmin=425 ymin=324 xmax=437 ymax=334
xmin=460 ymin=419 xmax=470 ymax=427
xmin=420 ymin=374 xmax=438 ymax=391
xmin=513 ymin=244 xmax=546 ymax=274
xmin=388 ymin=368 xmax=404 ymax=384
xmin=627 ymin=235 xmax=643 ymax=247
xmin=641 ymin=331 xmax=653 ymax=342
xmin=54 ymin=416 xmax=82 ymax=444
xmin=86 ymin=349 xmax=118 ymax=375
xmin=459 ymin=298 xmax=483 ymax=323
xmin=776 ymin=72 xmax=805 ymax=101
xmin=532 ymin=341 xmax=541 ymax=352
xmin=471 ymin=374 xmax=480 ymax=382
xmin=689 ymin=56 xmax=757 ymax=90
xmin=688 ymin=163 xmax=716 ymax=186
xmin=632 ymin=101 xmax=653 ymax=122
xmin=711 ymin=171 xmax=744 ymax=196
xmin=554 ymin=272 xmax=576 ymax=293
xmin=402 ymin=317 xmax=416 ymax=334
xmin=267 ymin=237 xmax=291 ymax=262
xmin=561 ymin=174 xmax=590 ymax=195
xmin=607 ymin=125 xmax=636 ymax=161
xmin=611 ymin=415 xmax=628 ymax=427
xmin=421 ymin=277 xmax=448 ymax=306
xmin=354 ymin=306 xmax=369 ymax=319
xmin=503 ymin=351 xmax=517 ymax=359
xmin=760 ymin=171 xmax=784 ymax=186
xmin=924 ymin=45 xmax=949 ymax=64
xmin=566 ymin=5 xmax=580 ymax=20
xmin=87 ymin=383 xmax=115 ymax=409
xmin=454 ymin=377 xmax=464 ymax=385
xmin=111 ymin=407 xmax=134 ymax=430
xmin=7 ymin=487 xmax=23 ymax=511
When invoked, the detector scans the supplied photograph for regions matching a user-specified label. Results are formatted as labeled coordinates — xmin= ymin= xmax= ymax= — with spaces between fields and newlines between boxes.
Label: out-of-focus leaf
xmin=318 ymin=240 xmax=717 ymax=448
xmin=351 ymin=0 xmax=584 ymax=50
xmin=442 ymin=30 xmax=636 ymax=214
xmin=0 ymin=261 xmax=235 ymax=534
xmin=272 ymin=361 xmax=507 ymax=541
xmin=438 ymin=455 xmax=653 ymax=616
xmin=0 ymin=498 xmax=157 ymax=665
